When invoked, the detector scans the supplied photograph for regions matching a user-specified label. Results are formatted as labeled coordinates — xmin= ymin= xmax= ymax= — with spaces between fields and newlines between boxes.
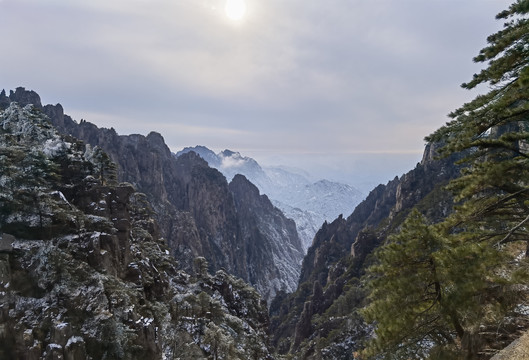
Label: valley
xmin=1 ymin=4 xmax=529 ymax=357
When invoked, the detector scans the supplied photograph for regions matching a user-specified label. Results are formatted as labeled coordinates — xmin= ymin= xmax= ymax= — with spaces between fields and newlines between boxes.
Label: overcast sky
xmin=0 ymin=0 xmax=512 ymax=190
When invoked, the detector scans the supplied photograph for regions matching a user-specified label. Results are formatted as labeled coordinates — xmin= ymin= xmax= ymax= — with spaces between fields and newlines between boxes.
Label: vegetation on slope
xmin=0 ymin=103 xmax=274 ymax=359
xmin=363 ymin=1 xmax=529 ymax=358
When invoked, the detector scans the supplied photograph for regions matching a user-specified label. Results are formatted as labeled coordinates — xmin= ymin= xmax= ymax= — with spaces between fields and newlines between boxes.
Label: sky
xmin=0 ymin=0 xmax=513 ymax=191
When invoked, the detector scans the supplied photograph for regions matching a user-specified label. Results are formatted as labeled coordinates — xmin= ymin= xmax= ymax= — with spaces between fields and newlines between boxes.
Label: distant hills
xmin=175 ymin=146 xmax=364 ymax=251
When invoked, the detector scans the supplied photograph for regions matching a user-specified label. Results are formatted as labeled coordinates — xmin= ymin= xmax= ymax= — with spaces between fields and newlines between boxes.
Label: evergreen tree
xmin=364 ymin=1 xmax=529 ymax=357
xmin=362 ymin=1 xmax=529 ymax=357
xmin=0 ymin=145 xmax=62 ymax=237
xmin=426 ymin=0 xmax=529 ymax=345
xmin=362 ymin=211 xmax=458 ymax=359
xmin=362 ymin=210 xmax=506 ymax=359
xmin=90 ymin=146 xmax=118 ymax=185
xmin=427 ymin=0 xmax=529 ymax=253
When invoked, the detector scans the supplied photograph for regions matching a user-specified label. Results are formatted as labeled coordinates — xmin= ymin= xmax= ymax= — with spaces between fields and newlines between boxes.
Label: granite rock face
xmin=0 ymin=102 xmax=274 ymax=360
xmin=270 ymin=138 xmax=464 ymax=357
xmin=176 ymin=145 xmax=364 ymax=252
xmin=229 ymin=174 xmax=304 ymax=301
xmin=299 ymin=141 xmax=463 ymax=291
xmin=2 ymin=87 xmax=303 ymax=304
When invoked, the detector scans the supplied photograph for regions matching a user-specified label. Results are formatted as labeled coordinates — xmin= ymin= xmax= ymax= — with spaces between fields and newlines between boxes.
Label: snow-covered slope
xmin=0 ymin=103 xmax=275 ymax=359
xmin=175 ymin=146 xmax=364 ymax=251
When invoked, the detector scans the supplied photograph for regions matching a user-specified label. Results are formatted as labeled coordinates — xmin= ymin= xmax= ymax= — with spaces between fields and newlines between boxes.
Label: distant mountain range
xmin=175 ymin=146 xmax=364 ymax=251
xmin=3 ymin=84 xmax=524 ymax=359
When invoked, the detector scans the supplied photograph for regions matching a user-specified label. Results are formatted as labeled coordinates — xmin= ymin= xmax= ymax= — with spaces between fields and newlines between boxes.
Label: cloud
xmin=0 ymin=0 xmax=513 ymax=184
xmin=220 ymin=156 xmax=245 ymax=169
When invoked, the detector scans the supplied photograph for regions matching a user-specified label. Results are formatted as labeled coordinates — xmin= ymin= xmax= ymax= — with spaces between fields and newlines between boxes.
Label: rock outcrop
xmin=489 ymin=331 xmax=529 ymax=360
xmin=1 ymin=87 xmax=304 ymax=304
xmin=0 ymin=102 xmax=274 ymax=359
xmin=229 ymin=174 xmax=304 ymax=300
xmin=270 ymin=139 xmax=464 ymax=357
xmin=176 ymin=145 xmax=364 ymax=252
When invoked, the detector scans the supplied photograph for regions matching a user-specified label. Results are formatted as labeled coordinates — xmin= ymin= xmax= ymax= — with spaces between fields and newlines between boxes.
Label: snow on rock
xmin=0 ymin=99 xmax=275 ymax=360
xmin=175 ymin=146 xmax=364 ymax=253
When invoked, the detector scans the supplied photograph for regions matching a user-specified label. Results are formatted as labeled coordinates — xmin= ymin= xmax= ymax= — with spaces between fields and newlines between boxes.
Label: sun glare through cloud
xmin=225 ymin=0 xmax=247 ymax=21
xmin=0 ymin=0 xmax=512 ymax=186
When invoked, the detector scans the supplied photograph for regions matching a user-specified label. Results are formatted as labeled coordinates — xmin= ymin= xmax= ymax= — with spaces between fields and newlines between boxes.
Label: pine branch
xmin=496 ymin=212 xmax=529 ymax=246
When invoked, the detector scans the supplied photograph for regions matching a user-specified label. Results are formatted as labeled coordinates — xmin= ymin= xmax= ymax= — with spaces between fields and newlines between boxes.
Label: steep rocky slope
xmin=0 ymin=102 xmax=274 ymax=359
xmin=1 ymin=87 xmax=302 ymax=304
xmin=176 ymin=146 xmax=364 ymax=251
xmin=229 ymin=174 xmax=304 ymax=299
xmin=269 ymin=141 xmax=464 ymax=358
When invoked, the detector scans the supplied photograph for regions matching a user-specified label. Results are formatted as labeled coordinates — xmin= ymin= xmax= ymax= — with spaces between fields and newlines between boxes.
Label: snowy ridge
xmin=175 ymin=146 xmax=364 ymax=251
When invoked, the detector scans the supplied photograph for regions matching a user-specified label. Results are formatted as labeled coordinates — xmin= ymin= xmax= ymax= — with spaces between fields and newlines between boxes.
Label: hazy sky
xmin=0 ymin=0 xmax=512 ymax=189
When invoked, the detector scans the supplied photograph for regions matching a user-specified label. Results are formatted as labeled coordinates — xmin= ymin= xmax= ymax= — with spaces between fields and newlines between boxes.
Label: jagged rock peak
xmin=0 ymin=101 xmax=276 ymax=359
xmin=174 ymin=150 xmax=211 ymax=171
xmin=269 ymin=139 xmax=464 ymax=357
xmin=175 ymin=145 xmax=221 ymax=167
xmin=221 ymin=149 xmax=237 ymax=157
xmin=175 ymin=145 xmax=365 ymax=252
xmin=145 ymin=131 xmax=170 ymax=153
xmin=230 ymin=174 xmax=261 ymax=198
xmin=1 ymin=87 xmax=308 ymax=307
xmin=9 ymin=86 xmax=43 ymax=108
xmin=229 ymin=173 xmax=304 ymax=301
xmin=146 ymin=131 xmax=165 ymax=143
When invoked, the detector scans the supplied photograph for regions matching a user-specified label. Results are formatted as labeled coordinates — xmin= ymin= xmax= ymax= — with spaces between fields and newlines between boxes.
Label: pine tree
xmin=363 ymin=1 xmax=529 ymax=357
xmin=0 ymin=145 xmax=62 ymax=237
xmin=362 ymin=211 xmax=457 ymax=359
xmin=427 ymin=0 xmax=529 ymax=253
xmin=90 ymin=146 xmax=118 ymax=186
xmin=362 ymin=210 xmax=508 ymax=359
xmin=413 ymin=0 xmax=529 ymax=356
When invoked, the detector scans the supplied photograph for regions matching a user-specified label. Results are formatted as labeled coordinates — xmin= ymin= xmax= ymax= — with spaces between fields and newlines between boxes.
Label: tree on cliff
xmin=0 ymin=144 xmax=62 ymax=237
xmin=364 ymin=1 xmax=529 ymax=358
xmin=89 ymin=146 xmax=118 ymax=186
xmin=362 ymin=211 xmax=453 ymax=359
xmin=362 ymin=211 xmax=504 ymax=359
xmin=427 ymin=0 xmax=529 ymax=253
xmin=428 ymin=0 xmax=529 ymax=346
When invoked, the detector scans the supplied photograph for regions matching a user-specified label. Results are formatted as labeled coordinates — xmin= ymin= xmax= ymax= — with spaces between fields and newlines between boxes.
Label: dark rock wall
xmin=0 ymin=101 xmax=275 ymax=360
xmin=230 ymin=174 xmax=304 ymax=301
xmin=270 ymin=139 xmax=464 ymax=357
xmin=3 ymin=87 xmax=303 ymax=304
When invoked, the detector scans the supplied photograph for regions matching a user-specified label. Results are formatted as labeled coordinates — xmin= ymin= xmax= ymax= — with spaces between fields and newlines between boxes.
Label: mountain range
xmin=1 ymin=86 xmax=527 ymax=359
xmin=0 ymin=99 xmax=274 ymax=359
xmin=176 ymin=146 xmax=364 ymax=251
xmin=1 ymin=87 xmax=304 ymax=305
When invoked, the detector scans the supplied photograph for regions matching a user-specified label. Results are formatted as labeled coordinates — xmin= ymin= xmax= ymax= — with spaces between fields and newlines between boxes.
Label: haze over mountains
xmin=1 ymin=87 xmax=306 ymax=304
xmin=176 ymin=146 xmax=364 ymax=251
xmin=2 ymin=62 xmax=529 ymax=360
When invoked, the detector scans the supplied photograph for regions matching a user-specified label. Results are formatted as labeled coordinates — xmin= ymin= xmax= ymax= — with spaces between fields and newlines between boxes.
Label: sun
xmin=225 ymin=0 xmax=247 ymax=21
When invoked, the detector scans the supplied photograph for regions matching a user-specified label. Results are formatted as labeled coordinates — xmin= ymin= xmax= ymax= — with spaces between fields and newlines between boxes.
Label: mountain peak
xmin=175 ymin=145 xmax=220 ymax=167
xmin=9 ymin=87 xmax=43 ymax=109
xmin=220 ymin=149 xmax=239 ymax=157
xmin=175 ymin=145 xmax=365 ymax=252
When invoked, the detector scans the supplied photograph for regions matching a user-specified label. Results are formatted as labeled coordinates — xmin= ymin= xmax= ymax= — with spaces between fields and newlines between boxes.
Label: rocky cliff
xmin=229 ymin=174 xmax=304 ymax=300
xmin=1 ymin=87 xmax=303 ymax=304
xmin=0 ymin=102 xmax=274 ymax=359
xmin=176 ymin=145 xmax=364 ymax=251
xmin=269 ymin=141 xmax=464 ymax=358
